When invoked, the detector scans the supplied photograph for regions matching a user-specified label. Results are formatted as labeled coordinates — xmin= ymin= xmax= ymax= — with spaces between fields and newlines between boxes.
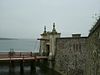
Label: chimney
xmin=72 ymin=34 xmax=81 ymax=37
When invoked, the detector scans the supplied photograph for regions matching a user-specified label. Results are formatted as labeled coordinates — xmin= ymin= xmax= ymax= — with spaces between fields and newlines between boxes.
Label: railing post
xmin=20 ymin=55 xmax=24 ymax=74
xmin=30 ymin=52 xmax=32 ymax=57
xmin=30 ymin=60 xmax=36 ymax=74
xmin=20 ymin=52 xmax=21 ymax=57
xmin=9 ymin=60 xmax=15 ymax=75
xmin=20 ymin=60 xmax=24 ymax=74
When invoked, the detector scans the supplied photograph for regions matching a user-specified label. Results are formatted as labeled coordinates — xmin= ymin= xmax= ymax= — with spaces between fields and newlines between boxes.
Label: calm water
xmin=0 ymin=39 xmax=39 ymax=52
xmin=0 ymin=64 xmax=61 ymax=75
xmin=0 ymin=39 xmax=61 ymax=75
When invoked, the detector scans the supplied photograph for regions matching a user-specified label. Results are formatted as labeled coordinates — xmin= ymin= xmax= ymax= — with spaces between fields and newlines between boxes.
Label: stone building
xmin=86 ymin=18 xmax=100 ymax=75
xmin=54 ymin=18 xmax=100 ymax=75
xmin=54 ymin=34 xmax=88 ymax=75
xmin=38 ymin=17 xmax=100 ymax=75
xmin=38 ymin=23 xmax=61 ymax=59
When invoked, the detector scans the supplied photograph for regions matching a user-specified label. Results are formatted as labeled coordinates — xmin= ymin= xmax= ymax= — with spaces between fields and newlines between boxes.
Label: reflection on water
xmin=0 ymin=62 xmax=61 ymax=75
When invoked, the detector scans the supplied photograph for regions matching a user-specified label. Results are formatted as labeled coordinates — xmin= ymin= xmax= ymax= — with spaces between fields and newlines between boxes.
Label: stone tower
xmin=38 ymin=23 xmax=61 ymax=59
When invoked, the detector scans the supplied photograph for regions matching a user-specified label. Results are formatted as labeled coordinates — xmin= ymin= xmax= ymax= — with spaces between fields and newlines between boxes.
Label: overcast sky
xmin=0 ymin=0 xmax=100 ymax=39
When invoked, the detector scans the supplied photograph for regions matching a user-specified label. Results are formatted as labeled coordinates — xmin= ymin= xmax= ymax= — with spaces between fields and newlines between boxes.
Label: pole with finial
xmin=52 ymin=22 xmax=56 ymax=33
xmin=44 ymin=26 xmax=46 ymax=34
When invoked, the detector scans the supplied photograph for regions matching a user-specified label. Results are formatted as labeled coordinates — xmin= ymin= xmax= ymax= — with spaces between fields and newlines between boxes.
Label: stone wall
xmin=54 ymin=18 xmax=100 ymax=75
xmin=86 ymin=18 xmax=100 ymax=75
xmin=54 ymin=37 xmax=88 ymax=75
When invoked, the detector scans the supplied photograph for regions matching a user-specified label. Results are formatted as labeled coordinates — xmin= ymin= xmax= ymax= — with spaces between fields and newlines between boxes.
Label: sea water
xmin=0 ymin=39 xmax=61 ymax=75
xmin=0 ymin=39 xmax=39 ymax=52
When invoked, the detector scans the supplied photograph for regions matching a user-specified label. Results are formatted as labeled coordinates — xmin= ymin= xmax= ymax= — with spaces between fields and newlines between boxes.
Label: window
xmin=73 ymin=43 xmax=82 ymax=53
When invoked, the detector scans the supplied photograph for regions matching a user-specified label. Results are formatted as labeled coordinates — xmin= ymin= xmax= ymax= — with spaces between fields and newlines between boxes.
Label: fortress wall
xmin=54 ymin=37 xmax=88 ymax=75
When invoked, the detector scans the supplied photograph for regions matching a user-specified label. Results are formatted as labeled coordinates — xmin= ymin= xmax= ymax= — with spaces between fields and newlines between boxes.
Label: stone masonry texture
xmin=54 ymin=37 xmax=87 ymax=75
xmin=54 ymin=18 xmax=100 ymax=75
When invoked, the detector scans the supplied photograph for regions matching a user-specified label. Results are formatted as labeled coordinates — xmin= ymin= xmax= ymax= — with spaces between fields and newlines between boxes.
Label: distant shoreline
xmin=0 ymin=38 xmax=18 ymax=40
